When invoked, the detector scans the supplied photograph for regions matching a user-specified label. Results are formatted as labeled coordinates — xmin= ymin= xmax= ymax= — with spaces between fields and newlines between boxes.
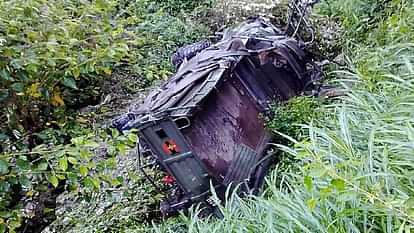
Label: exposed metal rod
xmin=136 ymin=136 xmax=163 ymax=193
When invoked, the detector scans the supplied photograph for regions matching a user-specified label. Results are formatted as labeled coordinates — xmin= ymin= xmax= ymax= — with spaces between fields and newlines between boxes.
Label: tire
xmin=172 ymin=40 xmax=211 ymax=69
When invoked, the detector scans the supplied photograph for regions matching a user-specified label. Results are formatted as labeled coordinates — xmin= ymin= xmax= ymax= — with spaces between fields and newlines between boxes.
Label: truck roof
xmin=122 ymin=17 xmax=312 ymax=129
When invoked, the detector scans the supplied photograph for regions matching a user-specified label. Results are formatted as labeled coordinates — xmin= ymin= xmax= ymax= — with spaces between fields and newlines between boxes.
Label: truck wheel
xmin=172 ymin=40 xmax=211 ymax=69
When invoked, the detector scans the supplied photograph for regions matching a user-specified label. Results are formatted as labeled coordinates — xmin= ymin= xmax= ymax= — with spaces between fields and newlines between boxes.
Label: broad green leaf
xmin=127 ymin=132 xmax=138 ymax=143
xmin=62 ymin=77 xmax=78 ymax=89
xmin=331 ymin=179 xmax=345 ymax=191
xmin=116 ymin=176 xmax=124 ymax=183
xmin=307 ymin=198 xmax=317 ymax=210
xmin=17 ymin=71 xmax=28 ymax=81
xmin=80 ymin=150 xmax=92 ymax=159
xmin=71 ymin=137 xmax=83 ymax=145
xmin=83 ymin=140 xmax=99 ymax=148
xmin=0 ymin=223 xmax=5 ymax=233
xmin=0 ymin=69 xmax=13 ymax=81
xmin=0 ymin=160 xmax=9 ymax=175
xmin=110 ymin=178 xmax=122 ymax=187
xmin=59 ymin=157 xmax=68 ymax=171
xmin=72 ymin=66 xmax=80 ymax=78
xmin=117 ymin=143 xmax=127 ymax=154
xmin=320 ymin=186 xmax=332 ymax=199
xmin=88 ymin=161 xmax=96 ymax=169
xmin=48 ymin=175 xmax=59 ymax=188
xmin=0 ymin=90 xmax=9 ymax=101
xmin=68 ymin=157 xmax=78 ymax=165
xmin=404 ymin=197 xmax=414 ymax=216
xmin=67 ymin=173 xmax=78 ymax=183
xmin=91 ymin=177 xmax=100 ymax=189
xmin=11 ymin=83 xmax=24 ymax=92
xmin=304 ymin=176 xmax=313 ymax=191
xmin=19 ymin=176 xmax=31 ymax=188
xmin=83 ymin=177 xmax=94 ymax=189
xmin=79 ymin=166 xmax=88 ymax=177
xmin=16 ymin=158 xmax=30 ymax=170
xmin=111 ymin=177 xmax=123 ymax=187
xmin=0 ymin=181 xmax=10 ymax=192
xmin=36 ymin=162 xmax=48 ymax=171
xmin=111 ymin=128 xmax=119 ymax=138
xmin=106 ymin=158 xmax=117 ymax=169
xmin=96 ymin=0 xmax=109 ymax=10
xmin=400 ymin=25 xmax=410 ymax=34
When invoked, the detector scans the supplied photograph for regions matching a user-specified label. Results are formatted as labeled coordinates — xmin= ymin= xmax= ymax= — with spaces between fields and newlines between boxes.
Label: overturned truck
xmin=113 ymin=17 xmax=321 ymax=215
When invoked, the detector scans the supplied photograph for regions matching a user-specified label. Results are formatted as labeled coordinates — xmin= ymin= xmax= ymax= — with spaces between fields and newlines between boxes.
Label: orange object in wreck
xmin=162 ymin=140 xmax=180 ymax=155
xmin=163 ymin=175 xmax=175 ymax=184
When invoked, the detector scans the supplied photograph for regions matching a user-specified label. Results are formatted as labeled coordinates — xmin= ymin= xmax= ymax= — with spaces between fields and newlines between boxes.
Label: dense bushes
xmin=266 ymin=96 xmax=324 ymax=144
xmin=131 ymin=10 xmax=210 ymax=82
xmin=0 ymin=0 xmax=210 ymax=142
xmin=0 ymin=0 xmax=212 ymax=232
xmin=0 ymin=0 xmax=134 ymax=137
xmin=157 ymin=0 xmax=414 ymax=232
xmin=157 ymin=0 xmax=213 ymax=15
xmin=0 ymin=1 xmax=138 ymax=231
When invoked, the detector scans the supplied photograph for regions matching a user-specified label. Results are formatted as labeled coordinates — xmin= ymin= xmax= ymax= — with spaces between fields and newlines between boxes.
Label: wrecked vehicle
xmin=113 ymin=16 xmax=321 ymax=215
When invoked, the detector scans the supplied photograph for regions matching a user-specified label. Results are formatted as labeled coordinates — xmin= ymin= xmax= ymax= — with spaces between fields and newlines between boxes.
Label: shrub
xmin=131 ymin=10 xmax=210 ymax=82
xmin=157 ymin=0 xmax=214 ymax=15
xmin=0 ymin=1 xmax=142 ymax=231
xmin=0 ymin=128 xmax=138 ymax=233
xmin=266 ymin=96 xmax=324 ymax=144
xmin=0 ymin=0 xmax=212 ymax=144
xmin=0 ymin=0 xmax=212 ymax=232
xmin=0 ymin=0 xmax=138 ymax=137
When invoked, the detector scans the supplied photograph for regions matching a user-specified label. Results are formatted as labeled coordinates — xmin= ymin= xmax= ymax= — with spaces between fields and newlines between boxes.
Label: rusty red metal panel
xmin=183 ymin=76 xmax=271 ymax=179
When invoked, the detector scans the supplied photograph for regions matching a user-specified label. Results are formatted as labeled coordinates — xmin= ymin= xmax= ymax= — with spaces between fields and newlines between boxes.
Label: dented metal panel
xmin=183 ymin=76 xmax=271 ymax=179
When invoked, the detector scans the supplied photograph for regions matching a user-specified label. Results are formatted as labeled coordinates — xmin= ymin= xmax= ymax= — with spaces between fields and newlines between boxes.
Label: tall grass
xmin=155 ymin=0 xmax=414 ymax=232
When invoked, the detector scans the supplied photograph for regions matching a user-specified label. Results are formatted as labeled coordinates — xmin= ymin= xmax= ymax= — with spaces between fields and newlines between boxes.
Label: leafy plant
xmin=0 ymin=0 xmax=138 ymax=137
xmin=131 ymin=10 xmax=211 ymax=82
xmin=266 ymin=96 xmax=324 ymax=144
xmin=45 ymin=152 xmax=166 ymax=233
xmin=0 ymin=0 xmax=213 ymax=231
xmin=157 ymin=0 xmax=214 ymax=16
xmin=0 ymin=128 xmax=138 ymax=233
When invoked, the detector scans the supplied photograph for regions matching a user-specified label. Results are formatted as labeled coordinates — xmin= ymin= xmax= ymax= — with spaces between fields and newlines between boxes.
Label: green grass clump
xmin=266 ymin=96 xmax=324 ymax=144
xmin=156 ymin=0 xmax=414 ymax=232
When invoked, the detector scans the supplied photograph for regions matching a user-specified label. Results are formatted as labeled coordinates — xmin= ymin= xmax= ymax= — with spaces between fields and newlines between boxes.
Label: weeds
xmin=0 ymin=0 xmax=212 ymax=232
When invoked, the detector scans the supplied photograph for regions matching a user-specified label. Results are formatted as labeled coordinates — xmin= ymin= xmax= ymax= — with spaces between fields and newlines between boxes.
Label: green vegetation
xmin=0 ymin=0 xmax=211 ymax=232
xmin=156 ymin=0 xmax=414 ymax=232
xmin=266 ymin=96 xmax=324 ymax=145
xmin=2 ymin=0 xmax=414 ymax=232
